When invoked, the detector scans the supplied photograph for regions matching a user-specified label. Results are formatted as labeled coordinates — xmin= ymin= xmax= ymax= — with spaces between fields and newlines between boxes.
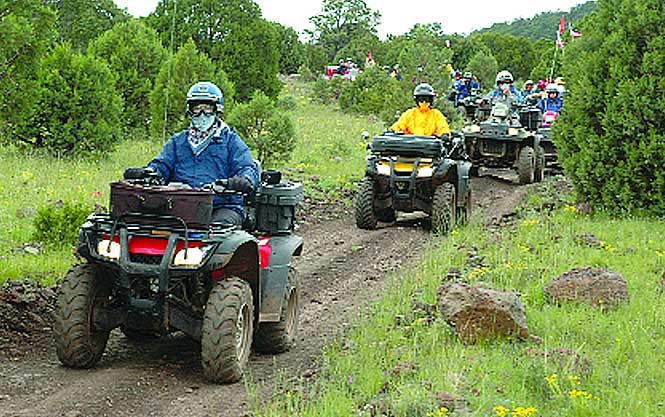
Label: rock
xmin=574 ymin=201 xmax=594 ymax=216
xmin=543 ymin=267 xmax=629 ymax=308
xmin=524 ymin=347 xmax=591 ymax=375
xmin=572 ymin=232 xmax=602 ymax=248
xmin=436 ymin=283 xmax=529 ymax=344
xmin=435 ymin=392 xmax=468 ymax=413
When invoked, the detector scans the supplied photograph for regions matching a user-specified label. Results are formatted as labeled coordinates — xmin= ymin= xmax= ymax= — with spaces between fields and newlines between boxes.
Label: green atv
xmin=355 ymin=131 xmax=472 ymax=234
xmin=463 ymin=103 xmax=545 ymax=184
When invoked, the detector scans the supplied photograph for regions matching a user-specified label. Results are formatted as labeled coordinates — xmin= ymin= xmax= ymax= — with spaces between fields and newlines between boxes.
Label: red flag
xmin=558 ymin=15 xmax=565 ymax=34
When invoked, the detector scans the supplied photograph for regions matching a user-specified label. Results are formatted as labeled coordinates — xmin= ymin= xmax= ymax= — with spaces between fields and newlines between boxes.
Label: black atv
xmin=54 ymin=169 xmax=303 ymax=383
xmin=463 ymin=103 xmax=545 ymax=184
xmin=455 ymin=89 xmax=481 ymax=122
xmin=355 ymin=131 xmax=472 ymax=234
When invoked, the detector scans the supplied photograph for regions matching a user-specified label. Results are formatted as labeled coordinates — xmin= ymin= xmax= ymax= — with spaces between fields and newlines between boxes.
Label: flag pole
xmin=549 ymin=42 xmax=557 ymax=81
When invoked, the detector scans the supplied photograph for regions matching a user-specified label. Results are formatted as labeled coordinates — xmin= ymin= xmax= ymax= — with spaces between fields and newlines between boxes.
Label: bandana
xmin=187 ymin=119 xmax=228 ymax=156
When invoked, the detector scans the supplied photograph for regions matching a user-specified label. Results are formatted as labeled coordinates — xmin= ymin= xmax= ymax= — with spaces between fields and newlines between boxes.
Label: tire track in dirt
xmin=0 ymin=176 xmax=524 ymax=417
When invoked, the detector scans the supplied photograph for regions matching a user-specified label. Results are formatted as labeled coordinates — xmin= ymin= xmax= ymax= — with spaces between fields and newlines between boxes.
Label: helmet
xmin=383 ymin=65 xmax=390 ymax=71
xmin=537 ymin=79 xmax=547 ymax=90
xmin=495 ymin=70 xmax=514 ymax=84
xmin=463 ymin=71 xmax=473 ymax=79
xmin=545 ymin=83 xmax=559 ymax=94
xmin=554 ymin=77 xmax=565 ymax=85
xmin=413 ymin=83 xmax=436 ymax=105
xmin=186 ymin=81 xmax=224 ymax=114
xmin=454 ymin=70 xmax=462 ymax=77
xmin=524 ymin=79 xmax=534 ymax=88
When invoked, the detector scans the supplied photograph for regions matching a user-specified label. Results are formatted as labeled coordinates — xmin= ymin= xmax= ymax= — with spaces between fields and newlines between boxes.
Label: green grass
xmin=0 ymin=82 xmax=385 ymax=284
xmin=256 ymin=181 xmax=665 ymax=417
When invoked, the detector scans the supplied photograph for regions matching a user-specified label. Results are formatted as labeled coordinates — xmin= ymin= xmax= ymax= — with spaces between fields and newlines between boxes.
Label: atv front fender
xmin=434 ymin=159 xmax=472 ymax=208
xmin=259 ymin=234 xmax=303 ymax=322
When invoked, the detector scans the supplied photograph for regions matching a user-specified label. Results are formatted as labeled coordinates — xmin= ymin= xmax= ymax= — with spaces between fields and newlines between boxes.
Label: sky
xmin=112 ymin=0 xmax=588 ymax=38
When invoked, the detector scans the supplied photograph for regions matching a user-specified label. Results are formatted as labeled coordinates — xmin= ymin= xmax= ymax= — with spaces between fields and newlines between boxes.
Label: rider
xmin=142 ymin=81 xmax=258 ymax=226
xmin=521 ymin=80 xmax=540 ymax=106
xmin=390 ymin=83 xmax=451 ymax=137
xmin=483 ymin=70 xmax=524 ymax=108
xmin=536 ymin=83 xmax=564 ymax=114
xmin=454 ymin=71 xmax=479 ymax=104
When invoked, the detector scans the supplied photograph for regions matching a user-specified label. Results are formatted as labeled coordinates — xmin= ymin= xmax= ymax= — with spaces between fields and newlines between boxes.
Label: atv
xmin=463 ymin=102 xmax=545 ymax=184
xmin=54 ymin=169 xmax=303 ymax=383
xmin=355 ymin=131 xmax=472 ymax=234
xmin=455 ymin=89 xmax=481 ymax=122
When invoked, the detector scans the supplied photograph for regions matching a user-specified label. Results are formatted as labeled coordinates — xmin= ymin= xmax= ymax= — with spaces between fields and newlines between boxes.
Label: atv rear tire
xmin=431 ymin=182 xmax=456 ymax=234
xmin=254 ymin=267 xmax=299 ymax=354
xmin=201 ymin=277 xmax=254 ymax=383
xmin=534 ymin=145 xmax=545 ymax=182
xmin=54 ymin=263 xmax=112 ymax=368
xmin=517 ymin=146 xmax=535 ymax=185
xmin=355 ymin=177 xmax=378 ymax=229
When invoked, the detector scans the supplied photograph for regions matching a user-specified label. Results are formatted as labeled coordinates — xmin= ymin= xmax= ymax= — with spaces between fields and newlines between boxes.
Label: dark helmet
xmin=413 ymin=83 xmax=436 ymax=105
xmin=186 ymin=81 xmax=224 ymax=115
xmin=495 ymin=70 xmax=514 ymax=84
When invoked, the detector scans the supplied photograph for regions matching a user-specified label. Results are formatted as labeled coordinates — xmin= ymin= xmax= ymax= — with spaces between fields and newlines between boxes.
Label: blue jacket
xmin=149 ymin=122 xmax=259 ymax=215
xmin=455 ymin=79 xmax=479 ymax=101
xmin=485 ymin=85 xmax=524 ymax=105
xmin=536 ymin=97 xmax=563 ymax=114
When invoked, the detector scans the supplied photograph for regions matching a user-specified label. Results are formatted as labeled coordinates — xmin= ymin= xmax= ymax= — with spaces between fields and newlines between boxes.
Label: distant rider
xmin=536 ymin=83 xmax=564 ymax=114
xmin=390 ymin=83 xmax=451 ymax=137
xmin=483 ymin=70 xmax=524 ymax=108
xmin=454 ymin=71 xmax=480 ymax=104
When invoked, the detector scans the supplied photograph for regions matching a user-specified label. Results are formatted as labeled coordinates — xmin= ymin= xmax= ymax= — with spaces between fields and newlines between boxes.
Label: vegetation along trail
xmin=0 ymin=176 xmax=524 ymax=417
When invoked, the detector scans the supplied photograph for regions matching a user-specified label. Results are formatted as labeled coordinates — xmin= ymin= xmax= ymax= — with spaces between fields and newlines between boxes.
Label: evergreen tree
xmin=556 ymin=0 xmax=665 ymax=215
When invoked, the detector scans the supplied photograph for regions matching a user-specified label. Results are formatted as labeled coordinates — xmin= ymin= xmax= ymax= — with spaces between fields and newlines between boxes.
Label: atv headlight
xmin=97 ymin=240 xmax=120 ymax=260
xmin=173 ymin=247 xmax=204 ymax=266
xmin=377 ymin=163 xmax=391 ymax=176
xmin=508 ymin=128 xmax=519 ymax=136
xmin=417 ymin=166 xmax=434 ymax=177
xmin=469 ymin=124 xmax=481 ymax=133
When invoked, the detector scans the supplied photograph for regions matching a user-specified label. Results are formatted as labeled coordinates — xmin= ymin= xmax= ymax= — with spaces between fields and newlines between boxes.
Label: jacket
xmin=455 ymin=79 xmax=480 ymax=101
xmin=390 ymin=106 xmax=451 ymax=136
xmin=148 ymin=122 xmax=259 ymax=216
xmin=536 ymin=97 xmax=563 ymax=114
xmin=485 ymin=85 xmax=525 ymax=107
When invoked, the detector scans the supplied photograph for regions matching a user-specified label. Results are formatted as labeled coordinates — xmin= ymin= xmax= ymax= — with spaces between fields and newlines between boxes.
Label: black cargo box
xmin=371 ymin=135 xmax=443 ymax=157
xmin=109 ymin=182 xmax=213 ymax=228
xmin=254 ymin=181 xmax=303 ymax=235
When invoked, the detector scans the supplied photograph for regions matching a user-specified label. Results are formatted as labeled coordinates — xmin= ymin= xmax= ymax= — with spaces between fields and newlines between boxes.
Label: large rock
xmin=543 ymin=267 xmax=629 ymax=308
xmin=436 ymin=283 xmax=528 ymax=344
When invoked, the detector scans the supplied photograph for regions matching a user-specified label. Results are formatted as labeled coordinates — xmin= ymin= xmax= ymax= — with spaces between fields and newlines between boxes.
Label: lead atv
xmin=463 ymin=103 xmax=545 ymax=184
xmin=54 ymin=169 xmax=303 ymax=383
xmin=355 ymin=131 xmax=472 ymax=234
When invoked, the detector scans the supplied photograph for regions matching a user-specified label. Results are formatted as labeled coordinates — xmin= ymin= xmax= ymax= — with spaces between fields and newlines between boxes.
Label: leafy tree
xmin=47 ymin=0 xmax=128 ymax=50
xmin=147 ymin=0 xmax=279 ymax=100
xmin=89 ymin=19 xmax=166 ymax=133
xmin=15 ymin=43 xmax=123 ymax=156
xmin=226 ymin=91 xmax=296 ymax=167
xmin=334 ymin=31 xmax=384 ymax=67
xmin=556 ymin=0 xmax=665 ymax=215
xmin=303 ymin=43 xmax=329 ymax=77
xmin=307 ymin=0 xmax=381 ymax=60
xmin=528 ymin=38 xmax=562 ymax=81
xmin=271 ymin=22 xmax=306 ymax=75
xmin=149 ymin=40 xmax=234 ymax=140
xmin=0 ymin=1 xmax=57 ymax=136
xmin=465 ymin=50 xmax=498 ymax=92
xmin=473 ymin=32 xmax=536 ymax=81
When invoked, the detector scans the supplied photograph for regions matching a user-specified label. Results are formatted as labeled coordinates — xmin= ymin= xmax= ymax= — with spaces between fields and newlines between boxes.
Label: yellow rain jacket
xmin=390 ymin=104 xmax=451 ymax=136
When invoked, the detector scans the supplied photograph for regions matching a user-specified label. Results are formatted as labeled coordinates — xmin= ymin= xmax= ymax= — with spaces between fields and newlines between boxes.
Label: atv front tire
xmin=54 ymin=263 xmax=112 ymax=368
xmin=355 ymin=177 xmax=378 ymax=229
xmin=534 ymin=145 xmax=545 ymax=182
xmin=254 ymin=268 xmax=299 ymax=354
xmin=431 ymin=182 xmax=456 ymax=234
xmin=517 ymin=146 xmax=535 ymax=185
xmin=201 ymin=277 xmax=254 ymax=383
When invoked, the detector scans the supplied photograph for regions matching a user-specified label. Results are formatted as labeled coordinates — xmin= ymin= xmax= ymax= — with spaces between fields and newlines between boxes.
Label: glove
xmin=124 ymin=166 xmax=154 ymax=179
xmin=227 ymin=176 xmax=253 ymax=193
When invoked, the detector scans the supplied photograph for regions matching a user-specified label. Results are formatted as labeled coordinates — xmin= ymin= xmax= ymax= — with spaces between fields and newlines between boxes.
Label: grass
xmin=0 ymin=81 xmax=385 ymax=284
xmin=255 ymin=179 xmax=665 ymax=417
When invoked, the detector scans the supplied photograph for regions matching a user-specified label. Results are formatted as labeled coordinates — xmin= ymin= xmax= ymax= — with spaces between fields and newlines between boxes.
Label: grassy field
xmin=254 ymin=181 xmax=665 ymax=417
xmin=0 ymin=83 xmax=385 ymax=284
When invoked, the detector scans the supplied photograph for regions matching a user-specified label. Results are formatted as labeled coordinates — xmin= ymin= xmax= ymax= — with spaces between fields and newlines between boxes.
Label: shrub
xmin=15 ymin=43 xmax=123 ymax=157
xmin=277 ymin=95 xmax=297 ymax=111
xmin=556 ymin=0 xmax=665 ymax=216
xmin=226 ymin=91 xmax=296 ymax=168
xmin=33 ymin=201 xmax=92 ymax=247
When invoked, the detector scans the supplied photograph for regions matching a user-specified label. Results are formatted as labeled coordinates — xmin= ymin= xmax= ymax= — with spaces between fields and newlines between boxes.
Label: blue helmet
xmin=186 ymin=81 xmax=224 ymax=115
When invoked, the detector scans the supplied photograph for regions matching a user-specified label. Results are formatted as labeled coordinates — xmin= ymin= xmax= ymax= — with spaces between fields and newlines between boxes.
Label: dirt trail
xmin=0 ymin=176 xmax=525 ymax=417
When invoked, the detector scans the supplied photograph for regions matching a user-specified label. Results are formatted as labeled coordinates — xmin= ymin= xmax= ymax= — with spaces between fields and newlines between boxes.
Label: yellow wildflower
xmin=563 ymin=205 xmax=577 ymax=213
xmin=545 ymin=374 xmax=558 ymax=385
xmin=656 ymin=250 xmax=665 ymax=257
xmin=568 ymin=375 xmax=581 ymax=386
xmin=494 ymin=405 xmax=510 ymax=416
xmin=520 ymin=219 xmax=540 ymax=227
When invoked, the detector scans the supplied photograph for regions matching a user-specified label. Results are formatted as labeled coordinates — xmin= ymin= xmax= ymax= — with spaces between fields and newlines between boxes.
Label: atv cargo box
xmin=110 ymin=182 xmax=214 ymax=228
xmin=254 ymin=181 xmax=303 ymax=234
xmin=371 ymin=135 xmax=443 ymax=157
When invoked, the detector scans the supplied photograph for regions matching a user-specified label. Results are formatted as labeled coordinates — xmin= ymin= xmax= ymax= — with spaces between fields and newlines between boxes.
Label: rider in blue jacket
xmin=454 ymin=71 xmax=480 ymax=104
xmin=536 ymin=83 xmax=564 ymax=114
xmin=148 ymin=81 xmax=259 ymax=226
xmin=484 ymin=70 xmax=524 ymax=108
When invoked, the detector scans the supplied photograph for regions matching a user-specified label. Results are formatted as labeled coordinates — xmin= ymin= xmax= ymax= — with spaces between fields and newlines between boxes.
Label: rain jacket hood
xmin=390 ymin=106 xmax=451 ymax=136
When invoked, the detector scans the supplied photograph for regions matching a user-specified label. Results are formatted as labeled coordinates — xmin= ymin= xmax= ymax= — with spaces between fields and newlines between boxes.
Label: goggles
xmin=188 ymin=102 xmax=216 ymax=117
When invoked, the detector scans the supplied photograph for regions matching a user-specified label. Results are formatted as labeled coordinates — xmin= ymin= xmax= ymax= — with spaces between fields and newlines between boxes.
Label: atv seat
xmin=371 ymin=134 xmax=443 ymax=158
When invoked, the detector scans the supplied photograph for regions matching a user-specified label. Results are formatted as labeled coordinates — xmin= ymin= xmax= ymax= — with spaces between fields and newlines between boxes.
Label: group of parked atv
xmin=354 ymin=99 xmax=561 ymax=233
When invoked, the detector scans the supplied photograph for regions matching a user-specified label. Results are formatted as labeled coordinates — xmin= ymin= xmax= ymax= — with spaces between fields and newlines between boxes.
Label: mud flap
xmin=259 ymin=234 xmax=303 ymax=322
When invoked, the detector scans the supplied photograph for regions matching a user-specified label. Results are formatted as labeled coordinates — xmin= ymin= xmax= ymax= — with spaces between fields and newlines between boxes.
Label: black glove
xmin=227 ymin=176 xmax=253 ymax=193
xmin=124 ymin=166 xmax=154 ymax=179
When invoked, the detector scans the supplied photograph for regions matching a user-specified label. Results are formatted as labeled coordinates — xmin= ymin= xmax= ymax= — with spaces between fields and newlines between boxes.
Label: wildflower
xmin=563 ymin=205 xmax=577 ymax=213
xmin=426 ymin=406 xmax=449 ymax=416
xmin=512 ymin=406 xmax=538 ymax=416
xmin=468 ymin=266 xmax=491 ymax=281
xmin=451 ymin=230 xmax=459 ymax=236
xmin=656 ymin=250 xmax=665 ymax=257
xmin=570 ymin=389 xmax=596 ymax=400
xmin=494 ymin=405 xmax=510 ymax=416
xmin=568 ymin=375 xmax=581 ymax=386
xmin=545 ymin=374 xmax=557 ymax=385
xmin=347 ymin=376 xmax=353 ymax=383
xmin=517 ymin=244 xmax=532 ymax=253
xmin=520 ymin=219 xmax=540 ymax=227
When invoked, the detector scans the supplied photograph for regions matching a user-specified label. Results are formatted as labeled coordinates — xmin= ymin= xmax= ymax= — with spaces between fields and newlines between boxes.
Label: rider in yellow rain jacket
xmin=390 ymin=83 xmax=451 ymax=137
